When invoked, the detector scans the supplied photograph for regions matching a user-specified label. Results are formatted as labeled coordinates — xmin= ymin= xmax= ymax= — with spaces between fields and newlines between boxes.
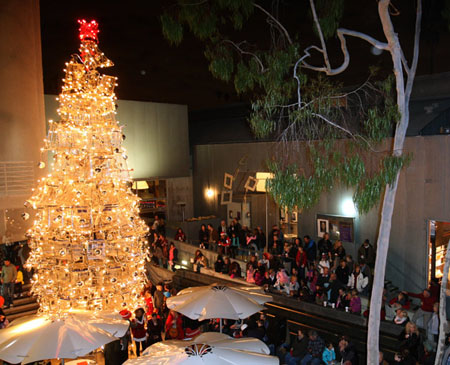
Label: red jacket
xmin=165 ymin=313 xmax=184 ymax=340
xmin=144 ymin=297 xmax=154 ymax=316
xmin=407 ymin=292 xmax=437 ymax=312
xmin=131 ymin=316 xmax=147 ymax=340
xmin=389 ymin=297 xmax=411 ymax=310
xmin=296 ymin=250 xmax=307 ymax=268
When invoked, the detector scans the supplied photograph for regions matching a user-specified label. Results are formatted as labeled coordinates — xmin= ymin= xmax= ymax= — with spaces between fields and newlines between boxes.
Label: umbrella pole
xmin=220 ymin=318 xmax=222 ymax=333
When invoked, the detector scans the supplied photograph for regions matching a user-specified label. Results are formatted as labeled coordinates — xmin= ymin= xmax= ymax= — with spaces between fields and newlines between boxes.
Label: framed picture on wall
xmin=223 ymin=173 xmax=233 ymax=190
xmin=317 ymin=219 xmax=329 ymax=238
xmin=244 ymin=176 xmax=257 ymax=191
xmin=221 ymin=190 xmax=233 ymax=205
xmin=291 ymin=211 xmax=298 ymax=223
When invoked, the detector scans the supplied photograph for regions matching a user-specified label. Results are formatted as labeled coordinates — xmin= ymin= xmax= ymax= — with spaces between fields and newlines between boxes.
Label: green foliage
xmin=314 ymin=0 xmax=345 ymax=39
xmin=160 ymin=14 xmax=184 ymax=45
xmin=443 ymin=0 xmax=450 ymax=31
xmin=205 ymin=45 xmax=234 ymax=81
xmin=161 ymin=0 xmax=409 ymax=215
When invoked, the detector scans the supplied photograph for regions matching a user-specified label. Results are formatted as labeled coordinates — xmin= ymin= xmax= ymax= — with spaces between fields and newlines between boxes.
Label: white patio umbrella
xmin=0 ymin=314 xmax=118 ymax=364
xmin=65 ymin=309 xmax=129 ymax=337
xmin=167 ymin=284 xmax=272 ymax=332
xmin=124 ymin=332 xmax=278 ymax=365
xmin=176 ymin=284 xmax=273 ymax=305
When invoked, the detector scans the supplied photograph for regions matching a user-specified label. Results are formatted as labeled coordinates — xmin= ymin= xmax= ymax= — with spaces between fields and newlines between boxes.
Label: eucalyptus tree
xmin=162 ymin=1 xmax=422 ymax=362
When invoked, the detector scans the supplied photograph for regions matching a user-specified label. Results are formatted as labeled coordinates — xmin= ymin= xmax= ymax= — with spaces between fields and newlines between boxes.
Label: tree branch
xmin=253 ymin=3 xmax=293 ymax=45
xmin=301 ymin=27 xmax=388 ymax=76
xmin=309 ymin=0 xmax=332 ymax=70
xmin=338 ymin=28 xmax=389 ymax=51
xmin=404 ymin=0 xmax=422 ymax=105
xmin=222 ymin=40 xmax=266 ymax=73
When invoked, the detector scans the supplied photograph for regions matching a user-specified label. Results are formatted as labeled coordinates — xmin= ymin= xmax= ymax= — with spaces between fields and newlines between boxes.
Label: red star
xmin=78 ymin=19 xmax=99 ymax=43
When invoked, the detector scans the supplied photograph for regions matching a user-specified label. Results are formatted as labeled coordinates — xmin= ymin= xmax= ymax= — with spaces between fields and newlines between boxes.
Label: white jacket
xmin=347 ymin=272 xmax=369 ymax=293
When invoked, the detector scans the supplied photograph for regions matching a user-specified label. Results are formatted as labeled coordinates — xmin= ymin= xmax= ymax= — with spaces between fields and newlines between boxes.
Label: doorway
xmin=428 ymin=220 xmax=450 ymax=283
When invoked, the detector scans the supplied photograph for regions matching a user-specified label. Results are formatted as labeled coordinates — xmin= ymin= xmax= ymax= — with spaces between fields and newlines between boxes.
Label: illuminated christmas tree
xmin=25 ymin=20 xmax=149 ymax=315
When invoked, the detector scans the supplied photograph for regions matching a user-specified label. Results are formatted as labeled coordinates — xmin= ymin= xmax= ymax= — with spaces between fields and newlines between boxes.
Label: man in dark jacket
xmin=153 ymin=283 xmax=165 ymax=314
xmin=304 ymin=236 xmax=317 ymax=263
xmin=318 ymin=233 xmax=332 ymax=258
xmin=285 ymin=329 xmax=308 ymax=365
xmin=301 ymin=330 xmax=325 ymax=365
xmin=357 ymin=239 xmax=375 ymax=269
xmin=336 ymin=259 xmax=350 ymax=286
xmin=339 ymin=336 xmax=359 ymax=365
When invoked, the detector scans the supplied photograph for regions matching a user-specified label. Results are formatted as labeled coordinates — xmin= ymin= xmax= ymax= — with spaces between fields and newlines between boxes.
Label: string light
xmin=25 ymin=19 xmax=149 ymax=317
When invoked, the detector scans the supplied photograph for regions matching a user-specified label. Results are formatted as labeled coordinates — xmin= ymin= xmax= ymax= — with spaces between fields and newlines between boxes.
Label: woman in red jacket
xmin=165 ymin=310 xmax=184 ymax=340
xmin=296 ymin=246 xmax=307 ymax=280
xmin=131 ymin=308 xmax=147 ymax=356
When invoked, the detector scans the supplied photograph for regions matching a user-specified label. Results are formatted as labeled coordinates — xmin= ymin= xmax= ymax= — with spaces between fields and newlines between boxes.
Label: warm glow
xmin=24 ymin=19 xmax=149 ymax=317
xmin=205 ymin=188 xmax=214 ymax=198
xmin=132 ymin=180 xmax=149 ymax=190
xmin=8 ymin=317 xmax=49 ymax=335
xmin=256 ymin=172 xmax=274 ymax=192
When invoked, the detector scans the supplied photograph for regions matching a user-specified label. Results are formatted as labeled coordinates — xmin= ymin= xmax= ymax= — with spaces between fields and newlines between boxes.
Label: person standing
xmin=357 ymin=239 xmax=375 ymax=269
xmin=304 ymin=236 xmax=317 ymax=264
xmin=147 ymin=313 xmax=163 ymax=346
xmin=318 ymin=233 xmax=332 ymax=259
xmin=404 ymin=288 xmax=436 ymax=332
xmin=1 ymin=259 xmax=17 ymax=308
xmin=131 ymin=308 xmax=147 ymax=356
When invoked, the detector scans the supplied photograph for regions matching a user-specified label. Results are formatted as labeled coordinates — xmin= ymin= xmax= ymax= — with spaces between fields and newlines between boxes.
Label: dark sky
xmin=40 ymin=0 xmax=450 ymax=111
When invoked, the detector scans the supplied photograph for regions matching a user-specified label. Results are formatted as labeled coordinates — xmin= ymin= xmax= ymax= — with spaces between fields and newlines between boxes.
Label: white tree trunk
xmin=435 ymin=241 xmax=450 ymax=365
xmin=366 ymin=1 xmax=421 ymax=362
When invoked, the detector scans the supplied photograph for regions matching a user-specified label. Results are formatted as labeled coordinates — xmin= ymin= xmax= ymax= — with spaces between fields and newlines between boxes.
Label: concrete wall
xmin=167 ymin=176 xmax=194 ymax=222
xmin=0 ymin=0 xmax=46 ymax=242
xmin=192 ymin=135 xmax=450 ymax=292
xmin=44 ymin=96 xmax=190 ymax=180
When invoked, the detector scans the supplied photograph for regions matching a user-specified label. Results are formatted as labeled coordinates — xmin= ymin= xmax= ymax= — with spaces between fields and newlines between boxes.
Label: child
xmin=393 ymin=308 xmax=409 ymax=326
xmin=427 ymin=302 xmax=439 ymax=344
xmin=14 ymin=266 xmax=24 ymax=298
xmin=274 ymin=268 xmax=290 ymax=292
xmin=143 ymin=289 xmax=154 ymax=317
xmin=322 ymin=342 xmax=336 ymax=364
xmin=318 ymin=253 xmax=330 ymax=275
xmin=349 ymin=289 xmax=361 ymax=314
xmin=287 ymin=275 xmax=299 ymax=297
xmin=336 ymin=288 xmax=349 ymax=310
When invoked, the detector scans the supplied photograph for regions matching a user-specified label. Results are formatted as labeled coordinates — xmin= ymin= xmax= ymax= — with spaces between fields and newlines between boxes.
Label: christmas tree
xmin=25 ymin=20 xmax=149 ymax=316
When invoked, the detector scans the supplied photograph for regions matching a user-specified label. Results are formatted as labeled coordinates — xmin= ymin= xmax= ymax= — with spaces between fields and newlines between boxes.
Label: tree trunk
xmin=435 ymin=241 xmax=450 ymax=365
xmin=366 ymin=0 xmax=421 ymax=362
xmin=367 ymin=175 xmax=400 ymax=364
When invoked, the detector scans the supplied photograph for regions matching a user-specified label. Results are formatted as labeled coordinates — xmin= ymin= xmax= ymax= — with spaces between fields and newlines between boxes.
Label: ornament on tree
xmin=25 ymin=19 xmax=149 ymax=317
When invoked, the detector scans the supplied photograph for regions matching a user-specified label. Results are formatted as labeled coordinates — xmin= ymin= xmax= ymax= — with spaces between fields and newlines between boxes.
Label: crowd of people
xmin=102 ymin=279 xmax=366 ymax=365
xmin=154 ymin=218 xmax=448 ymax=364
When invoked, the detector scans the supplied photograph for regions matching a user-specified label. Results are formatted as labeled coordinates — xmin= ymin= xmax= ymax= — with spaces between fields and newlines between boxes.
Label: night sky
xmin=40 ymin=0 xmax=450 ymax=111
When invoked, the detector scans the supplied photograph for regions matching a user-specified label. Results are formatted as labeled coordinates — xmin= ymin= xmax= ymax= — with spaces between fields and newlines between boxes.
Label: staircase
xmin=3 ymin=284 xmax=39 ymax=322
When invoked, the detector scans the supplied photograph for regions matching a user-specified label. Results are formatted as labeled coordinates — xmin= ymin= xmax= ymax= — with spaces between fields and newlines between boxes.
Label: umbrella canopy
xmin=65 ymin=310 xmax=129 ymax=337
xmin=124 ymin=332 xmax=278 ymax=365
xmin=166 ymin=284 xmax=271 ymax=320
xmin=0 ymin=314 xmax=117 ymax=364
xmin=176 ymin=285 xmax=272 ymax=306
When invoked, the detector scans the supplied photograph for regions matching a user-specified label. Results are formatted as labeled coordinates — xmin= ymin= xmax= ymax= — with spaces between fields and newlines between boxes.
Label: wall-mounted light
xmin=205 ymin=188 xmax=214 ymax=199
xmin=341 ymin=197 xmax=357 ymax=217
xmin=132 ymin=180 xmax=149 ymax=190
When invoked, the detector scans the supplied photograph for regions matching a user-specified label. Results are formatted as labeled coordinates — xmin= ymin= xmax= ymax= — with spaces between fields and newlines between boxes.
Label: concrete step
xmin=7 ymin=309 xmax=39 ymax=322
xmin=4 ymin=301 xmax=39 ymax=316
